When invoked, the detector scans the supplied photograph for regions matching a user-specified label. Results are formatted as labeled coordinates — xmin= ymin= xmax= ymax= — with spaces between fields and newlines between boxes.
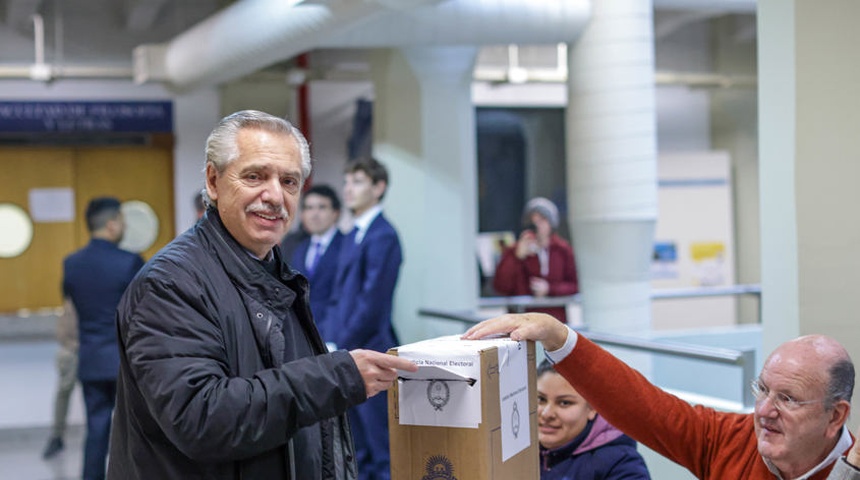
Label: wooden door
xmin=0 ymin=145 xmax=174 ymax=312
xmin=0 ymin=148 xmax=76 ymax=312
xmin=74 ymin=147 xmax=174 ymax=260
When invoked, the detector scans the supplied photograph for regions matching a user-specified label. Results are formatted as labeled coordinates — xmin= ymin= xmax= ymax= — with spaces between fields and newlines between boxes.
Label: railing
xmin=418 ymin=306 xmax=758 ymax=410
xmin=478 ymin=283 xmax=762 ymax=313
xmin=0 ymin=311 xmax=58 ymax=343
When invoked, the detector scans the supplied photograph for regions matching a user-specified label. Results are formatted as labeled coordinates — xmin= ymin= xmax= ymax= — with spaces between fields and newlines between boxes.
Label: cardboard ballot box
xmin=387 ymin=336 xmax=538 ymax=480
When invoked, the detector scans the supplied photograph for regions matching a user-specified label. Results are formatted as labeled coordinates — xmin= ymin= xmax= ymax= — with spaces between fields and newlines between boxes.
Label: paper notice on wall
xmin=690 ymin=241 xmax=726 ymax=286
xmin=397 ymin=336 xmax=483 ymax=428
xmin=28 ymin=188 xmax=74 ymax=222
xmin=651 ymin=241 xmax=679 ymax=280
xmin=497 ymin=340 xmax=530 ymax=461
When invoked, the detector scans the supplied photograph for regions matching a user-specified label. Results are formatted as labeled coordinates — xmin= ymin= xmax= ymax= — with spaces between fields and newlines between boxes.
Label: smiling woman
xmin=536 ymin=360 xmax=650 ymax=480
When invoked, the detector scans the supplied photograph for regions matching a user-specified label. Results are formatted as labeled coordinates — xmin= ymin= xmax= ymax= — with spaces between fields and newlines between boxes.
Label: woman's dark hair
xmin=537 ymin=359 xmax=557 ymax=377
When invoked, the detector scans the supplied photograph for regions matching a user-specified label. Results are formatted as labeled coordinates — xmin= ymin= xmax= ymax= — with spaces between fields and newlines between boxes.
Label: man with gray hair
xmin=108 ymin=110 xmax=416 ymax=480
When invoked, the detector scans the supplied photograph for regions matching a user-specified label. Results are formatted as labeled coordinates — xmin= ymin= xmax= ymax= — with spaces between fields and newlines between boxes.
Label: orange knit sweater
xmin=554 ymin=336 xmax=851 ymax=479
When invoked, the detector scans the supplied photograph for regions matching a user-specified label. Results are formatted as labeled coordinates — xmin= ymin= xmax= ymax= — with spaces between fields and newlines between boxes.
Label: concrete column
xmin=369 ymin=47 xmax=479 ymax=342
xmin=758 ymin=0 xmax=860 ymax=363
xmin=567 ymin=0 xmax=658 ymax=336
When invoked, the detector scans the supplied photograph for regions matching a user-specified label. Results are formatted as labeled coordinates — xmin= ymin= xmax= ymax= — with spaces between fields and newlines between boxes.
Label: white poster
xmin=28 ymin=188 xmax=74 ymax=222
xmin=397 ymin=336 xmax=482 ymax=428
xmin=497 ymin=340 xmax=530 ymax=461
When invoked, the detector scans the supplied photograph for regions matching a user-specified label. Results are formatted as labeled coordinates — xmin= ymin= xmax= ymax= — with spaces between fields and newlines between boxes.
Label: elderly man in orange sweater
xmin=464 ymin=314 xmax=860 ymax=480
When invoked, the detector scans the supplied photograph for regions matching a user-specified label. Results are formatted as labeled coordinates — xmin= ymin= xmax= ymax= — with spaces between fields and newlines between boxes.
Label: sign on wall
xmin=0 ymin=101 xmax=173 ymax=133
xmin=652 ymin=151 xmax=736 ymax=329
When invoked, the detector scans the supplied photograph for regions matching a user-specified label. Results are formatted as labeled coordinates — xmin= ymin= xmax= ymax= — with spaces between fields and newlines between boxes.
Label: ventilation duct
xmin=140 ymin=0 xmax=590 ymax=91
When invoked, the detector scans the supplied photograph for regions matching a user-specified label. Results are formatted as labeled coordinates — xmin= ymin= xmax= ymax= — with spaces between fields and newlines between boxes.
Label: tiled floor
xmin=0 ymin=314 xmax=88 ymax=480
xmin=0 ymin=341 xmax=86 ymax=430
xmin=0 ymin=426 xmax=84 ymax=480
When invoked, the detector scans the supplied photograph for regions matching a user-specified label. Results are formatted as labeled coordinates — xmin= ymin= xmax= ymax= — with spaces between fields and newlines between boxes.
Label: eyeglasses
xmin=750 ymin=379 xmax=826 ymax=412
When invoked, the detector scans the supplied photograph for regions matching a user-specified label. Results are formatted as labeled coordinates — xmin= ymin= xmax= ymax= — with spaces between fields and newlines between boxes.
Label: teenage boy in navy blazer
xmin=325 ymin=157 xmax=403 ymax=480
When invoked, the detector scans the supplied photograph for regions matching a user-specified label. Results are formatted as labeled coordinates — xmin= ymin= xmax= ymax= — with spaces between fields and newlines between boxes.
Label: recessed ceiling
xmin=0 ymin=0 xmax=224 ymax=65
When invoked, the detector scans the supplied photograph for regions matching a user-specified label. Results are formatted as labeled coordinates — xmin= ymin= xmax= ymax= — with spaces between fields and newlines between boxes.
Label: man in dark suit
xmin=63 ymin=197 xmax=145 ymax=480
xmin=290 ymin=184 xmax=344 ymax=344
xmin=325 ymin=157 xmax=403 ymax=480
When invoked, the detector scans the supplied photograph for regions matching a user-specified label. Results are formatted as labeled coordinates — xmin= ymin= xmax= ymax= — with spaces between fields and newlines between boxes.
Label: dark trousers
xmin=81 ymin=380 xmax=116 ymax=480
xmin=349 ymin=393 xmax=391 ymax=480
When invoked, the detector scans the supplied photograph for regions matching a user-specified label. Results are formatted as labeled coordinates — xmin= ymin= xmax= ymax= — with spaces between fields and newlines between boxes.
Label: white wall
xmin=308 ymin=80 xmax=374 ymax=229
xmin=711 ymin=16 xmax=760 ymax=325
xmin=653 ymin=13 xmax=713 ymax=152
xmin=657 ymin=86 xmax=711 ymax=152
xmin=172 ymin=88 xmax=220 ymax=234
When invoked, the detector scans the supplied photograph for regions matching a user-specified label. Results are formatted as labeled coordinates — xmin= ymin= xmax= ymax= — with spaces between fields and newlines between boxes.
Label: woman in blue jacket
xmin=538 ymin=360 xmax=651 ymax=479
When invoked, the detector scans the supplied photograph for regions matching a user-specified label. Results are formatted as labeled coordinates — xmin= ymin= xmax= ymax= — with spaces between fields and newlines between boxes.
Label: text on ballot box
xmin=388 ymin=335 xmax=538 ymax=480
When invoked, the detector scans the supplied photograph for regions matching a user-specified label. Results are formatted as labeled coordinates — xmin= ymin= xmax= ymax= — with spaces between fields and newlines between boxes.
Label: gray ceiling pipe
xmin=161 ymin=0 xmax=393 ymax=91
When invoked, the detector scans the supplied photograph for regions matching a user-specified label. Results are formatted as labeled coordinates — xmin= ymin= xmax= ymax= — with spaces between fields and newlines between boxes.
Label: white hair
xmin=202 ymin=110 xmax=311 ymax=207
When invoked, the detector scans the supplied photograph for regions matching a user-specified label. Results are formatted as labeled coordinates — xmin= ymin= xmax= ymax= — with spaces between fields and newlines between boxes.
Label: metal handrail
xmin=418 ymin=307 xmax=757 ymax=410
xmin=650 ymin=284 xmax=761 ymax=299
xmin=478 ymin=283 xmax=761 ymax=310
xmin=478 ymin=294 xmax=581 ymax=309
xmin=579 ymin=329 xmax=757 ymax=410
